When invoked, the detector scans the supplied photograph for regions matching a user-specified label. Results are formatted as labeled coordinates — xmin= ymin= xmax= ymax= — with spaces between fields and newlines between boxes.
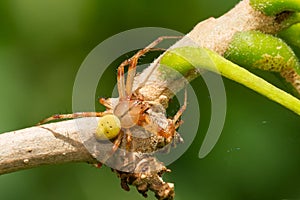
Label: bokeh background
xmin=1 ymin=0 xmax=300 ymax=199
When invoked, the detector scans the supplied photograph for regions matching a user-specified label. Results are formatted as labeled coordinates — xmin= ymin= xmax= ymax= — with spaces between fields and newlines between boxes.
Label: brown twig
xmin=0 ymin=118 xmax=98 ymax=175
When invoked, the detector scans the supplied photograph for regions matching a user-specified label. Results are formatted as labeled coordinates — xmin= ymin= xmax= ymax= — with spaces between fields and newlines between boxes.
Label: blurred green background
xmin=1 ymin=0 xmax=300 ymax=199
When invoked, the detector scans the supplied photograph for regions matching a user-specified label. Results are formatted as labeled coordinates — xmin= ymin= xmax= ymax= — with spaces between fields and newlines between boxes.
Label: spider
xmin=38 ymin=36 xmax=187 ymax=163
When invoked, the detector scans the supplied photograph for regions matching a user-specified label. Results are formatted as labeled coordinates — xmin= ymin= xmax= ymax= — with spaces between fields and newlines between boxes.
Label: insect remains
xmin=38 ymin=36 xmax=186 ymax=200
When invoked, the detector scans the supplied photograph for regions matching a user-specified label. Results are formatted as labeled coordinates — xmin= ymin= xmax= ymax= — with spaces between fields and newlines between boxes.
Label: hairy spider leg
xmin=172 ymin=88 xmax=187 ymax=124
xmin=37 ymin=111 xmax=112 ymax=125
xmin=112 ymin=130 xmax=124 ymax=153
xmin=124 ymin=47 xmax=172 ymax=96
xmin=156 ymin=88 xmax=187 ymax=142
xmin=99 ymin=98 xmax=113 ymax=110
xmin=135 ymin=36 xmax=183 ymax=91
xmin=101 ymin=129 xmax=124 ymax=163
xmin=115 ymin=36 xmax=182 ymax=99
xmin=117 ymin=61 xmax=127 ymax=99
xmin=125 ymin=128 xmax=133 ymax=151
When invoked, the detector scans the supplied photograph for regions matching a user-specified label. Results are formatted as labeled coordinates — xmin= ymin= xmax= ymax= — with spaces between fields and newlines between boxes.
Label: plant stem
xmin=161 ymin=47 xmax=300 ymax=116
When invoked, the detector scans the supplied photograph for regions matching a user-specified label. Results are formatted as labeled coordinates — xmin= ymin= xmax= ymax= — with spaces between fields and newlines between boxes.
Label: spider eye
xmin=95 ymin=114 xmax=121 ymax=140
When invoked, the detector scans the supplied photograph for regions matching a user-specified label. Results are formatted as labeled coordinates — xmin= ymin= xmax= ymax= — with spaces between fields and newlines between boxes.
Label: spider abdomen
xmin=95 ymin=114 xmax=121 ymax=140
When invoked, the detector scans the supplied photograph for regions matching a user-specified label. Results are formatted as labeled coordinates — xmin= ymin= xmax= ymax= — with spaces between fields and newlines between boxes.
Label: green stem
xmin=160 ymin=47 xmax=300 ymax=116
xmin=279 ymin=23 xmax=300 ymax=48
xmin=208 ymin=50 xmax=300 ymax=116
xmin=250 ymin=0 xmax=300 ymax=16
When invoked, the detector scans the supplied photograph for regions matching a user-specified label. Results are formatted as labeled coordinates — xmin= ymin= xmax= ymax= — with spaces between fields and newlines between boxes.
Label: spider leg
xmin=37 ymin=111 xmax=111 ymax=125
xmin=125 ymin=36 xmax=182 ymax=97
xmin=125 ymin=128 xmax=133 ymax=151
xmin=156 ymin=88 xmax=187 ymax=143
xmin=139 ymin=113 xmax=174 ymax=142
xmin=172 ymin=88 xmax=187 ymax=123
xmin=117 ymin=61 xmax=127 ymax=99
xmin=102 ymin=130 xmax=124 ymax=163
xmin=111 ymin=130 xmax=123 ymax=154
xmin=135 ymin=36 xmax=183 ymax=91
xmin=174 ymin=120 xmax=184 ymax=129
xmin=99 ymin=98 xmax=113 ymax=110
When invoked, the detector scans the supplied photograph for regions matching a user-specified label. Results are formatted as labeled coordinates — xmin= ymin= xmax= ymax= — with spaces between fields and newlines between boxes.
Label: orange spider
xmin=38 ymin=36 xmax=187 ymax=163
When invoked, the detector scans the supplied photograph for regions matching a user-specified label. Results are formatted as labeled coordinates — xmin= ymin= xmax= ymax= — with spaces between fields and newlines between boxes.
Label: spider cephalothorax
xmin=114 ymin=98 xmax=149 ymax=129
